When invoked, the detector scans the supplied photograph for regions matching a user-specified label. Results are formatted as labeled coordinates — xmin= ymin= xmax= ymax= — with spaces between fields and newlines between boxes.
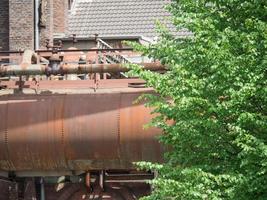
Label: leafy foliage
xmin=128 ymin=0 xmax=267 ymax=199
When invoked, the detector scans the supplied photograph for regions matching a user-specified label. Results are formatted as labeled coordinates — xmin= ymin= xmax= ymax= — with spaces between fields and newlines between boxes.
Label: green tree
xmin=128 ymin=0 xmax=267 ymax=199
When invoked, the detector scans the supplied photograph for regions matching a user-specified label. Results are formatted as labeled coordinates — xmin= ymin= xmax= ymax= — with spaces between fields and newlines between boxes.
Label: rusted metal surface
xmin=85 ymin=172 xmax=91 ymax=190
xmin=44 ymin=182 xmax=150 ymax=200
xmin=0 ymin=49 xmax=164 ymax=78
xmin=0 ymin=171 xmax=153 ymax=199
xmin=0 ymin=62 xmax=164 ymax=77
xmin=0 ymin=84 xmax=163 ymax=172
xmin=0 ymin=49 xmax=164 ymax=175
xmin=0 ymin=79 xmax=146 ymax=90
xmin=0 ymin=48 xmax=134 ymax=54
xmin=21 ymin=50 xmax=38 ymax=65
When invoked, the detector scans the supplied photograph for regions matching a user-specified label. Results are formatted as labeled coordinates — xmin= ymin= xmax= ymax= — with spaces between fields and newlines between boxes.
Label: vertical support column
xmin=40 ymin=178 xmax=45 ymax=200
xmin=94 ymin=34 xmax=100 ymax=91
xmin=85 ymin=172 xmax=91 ymax=192
xmin=34 ymin=0 xmax=40 ymax=50
xmin=99 ymin=170 xmax=105 ymax=191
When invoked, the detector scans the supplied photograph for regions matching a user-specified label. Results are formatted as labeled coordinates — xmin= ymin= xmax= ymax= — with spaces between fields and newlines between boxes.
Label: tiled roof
xmin=68 ymin=0 xmax=186 ymax=39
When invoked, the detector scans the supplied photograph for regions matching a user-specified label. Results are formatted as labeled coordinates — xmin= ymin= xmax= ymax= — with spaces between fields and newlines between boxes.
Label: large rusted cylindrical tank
xmin=0 ymin=85 xmax=163 ymax=174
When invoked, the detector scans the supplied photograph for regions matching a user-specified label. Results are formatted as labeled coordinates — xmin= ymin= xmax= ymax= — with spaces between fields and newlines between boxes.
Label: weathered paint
xmin=0 ymin=86 xmax=164 ymax=172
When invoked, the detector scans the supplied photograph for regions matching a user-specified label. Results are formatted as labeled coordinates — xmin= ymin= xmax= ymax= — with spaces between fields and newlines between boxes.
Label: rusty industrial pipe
xmin=0 ymin=62 xmax=165 ymax=77
xmin=85 ymin=172 xmax=91 ymax=192
xmin=22 ymin=50 xmax=38 ymax=65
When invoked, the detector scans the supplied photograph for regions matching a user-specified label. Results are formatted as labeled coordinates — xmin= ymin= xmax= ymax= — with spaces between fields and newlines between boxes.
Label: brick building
xmin=0 ymin=0 xmax=9 ymax=51
xmin=0 ymin=0 xmax=189 ymax=51
xmin=0 ymin=0 xmax=69 ymax=51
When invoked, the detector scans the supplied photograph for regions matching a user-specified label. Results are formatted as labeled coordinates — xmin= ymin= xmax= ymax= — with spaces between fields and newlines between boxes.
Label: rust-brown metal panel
xmin=5 ymin=95 xmax=67 ymax=171
xmin=119 ymin=93 xmax=164 ymax=164
xmin=0 ymin=97 xmax=13 ymax=170
xmin=0 ymin=79 xmax=145 ymax=90
xmin=0 ymin=89 xmax=164 ymax=172
xmin=63 ymin=93 xmax=121 ymax=170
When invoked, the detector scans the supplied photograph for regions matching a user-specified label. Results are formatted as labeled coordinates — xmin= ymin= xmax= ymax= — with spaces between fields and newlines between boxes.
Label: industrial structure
xmin=0 ymin=0 xmax=178 ymax=199
xmin=0 ymin=0 xmax=184 ymax=51
xmin=0 ymin=37 xmax=166 ymax=200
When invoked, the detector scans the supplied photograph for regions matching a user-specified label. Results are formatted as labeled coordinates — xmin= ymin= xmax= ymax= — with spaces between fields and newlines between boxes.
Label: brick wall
xmin=9 ymin=0 xmax=34 ymax=50
xmin=1 ymin=0 xmax=68 ymax=51
xmin=53 ymin=0 xmax=69 ymax=34
xmin=39 ymin=0 xmax=54 ymax=48
xmin=0 ymin=0 xmax=9 ymax=51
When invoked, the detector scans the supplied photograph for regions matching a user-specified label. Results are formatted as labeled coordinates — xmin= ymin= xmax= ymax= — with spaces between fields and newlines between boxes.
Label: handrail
xmin=97 ymin=38 xmax=132 ymax=64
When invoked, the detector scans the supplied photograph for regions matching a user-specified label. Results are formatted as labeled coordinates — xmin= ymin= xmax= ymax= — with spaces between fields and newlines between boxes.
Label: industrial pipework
xmin=0 ymin=50 xmax=165 ymax=77
xmin=0 ymin=48 xmax=164 ymax=199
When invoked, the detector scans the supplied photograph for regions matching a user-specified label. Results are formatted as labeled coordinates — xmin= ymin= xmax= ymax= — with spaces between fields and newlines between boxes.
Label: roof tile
xmin=69 ymin=0 xmax=183 ymax=39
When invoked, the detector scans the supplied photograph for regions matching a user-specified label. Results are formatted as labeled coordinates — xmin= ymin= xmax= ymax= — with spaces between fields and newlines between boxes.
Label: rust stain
xmin=0 ymin=85 xmax=163 ymax=171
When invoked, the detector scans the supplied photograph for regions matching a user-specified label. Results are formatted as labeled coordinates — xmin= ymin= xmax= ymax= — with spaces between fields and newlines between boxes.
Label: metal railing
xmin=97 ymin=39 xmax=132 ymax=64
